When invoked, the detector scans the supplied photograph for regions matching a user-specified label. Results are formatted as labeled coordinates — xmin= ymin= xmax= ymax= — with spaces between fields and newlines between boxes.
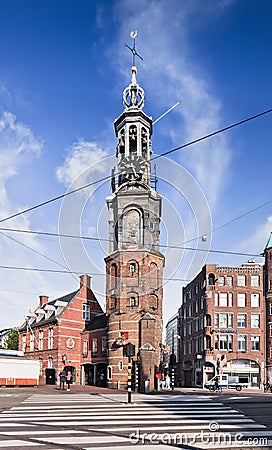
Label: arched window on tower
xmin=123 ymin=208 xmax=143 ymax=246
xmin=150 ymin=262 xmax=158 ymax=290
xmin=129 ymin=125 xmax=137 ymax=154
xmin=149 ymin=293 xmax=158 ymax=310
xmin=141 ymin=127 xmax=148 ymax=158
xmin=110 ymin=263 xmax=118 ymax=289
xmin=118 ymin=129 xmax=125 ymax=156
xmin=128 ymin=293 xmax=138 ymax=307
xmin=128 ymin=260 xmax=138 ymax=276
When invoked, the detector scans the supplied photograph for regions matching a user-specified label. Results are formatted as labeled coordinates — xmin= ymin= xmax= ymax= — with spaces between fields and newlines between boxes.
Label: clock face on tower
xmin=119 ymin=155 xmax=146 ymax=181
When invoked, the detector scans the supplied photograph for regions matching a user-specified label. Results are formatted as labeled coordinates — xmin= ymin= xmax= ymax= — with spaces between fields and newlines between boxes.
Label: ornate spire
xmin=123 ymin=31 xmax=145 ymax=110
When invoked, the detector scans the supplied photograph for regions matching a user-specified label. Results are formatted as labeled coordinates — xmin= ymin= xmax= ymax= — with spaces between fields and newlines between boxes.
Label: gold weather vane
xmin=125 ymin=31 xmax=143 ymax=66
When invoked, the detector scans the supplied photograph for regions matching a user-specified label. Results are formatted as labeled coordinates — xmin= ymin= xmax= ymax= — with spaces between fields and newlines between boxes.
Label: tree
xmin=4 ymin=328 xmax=19 ymax=350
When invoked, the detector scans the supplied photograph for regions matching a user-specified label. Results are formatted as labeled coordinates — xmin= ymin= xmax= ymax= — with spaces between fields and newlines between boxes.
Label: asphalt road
xmin=0 ymin=385 xmax=272 ymax=449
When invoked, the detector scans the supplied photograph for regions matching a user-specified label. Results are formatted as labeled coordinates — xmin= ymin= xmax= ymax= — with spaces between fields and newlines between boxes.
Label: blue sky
xmin=0 ymin=0 xmax=272 ymax=331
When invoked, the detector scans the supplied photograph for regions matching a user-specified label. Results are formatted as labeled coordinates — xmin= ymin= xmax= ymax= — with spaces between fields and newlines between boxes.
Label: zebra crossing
xmin=0 ymin=392 xmax=271 ymax=449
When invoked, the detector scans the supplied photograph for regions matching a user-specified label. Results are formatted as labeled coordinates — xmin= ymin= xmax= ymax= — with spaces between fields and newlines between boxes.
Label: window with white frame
xmin=237 ymin=293 xmax=246 ymax=307
xmin=200 ymin=295 xmax=204 ymax=309
xmin=92 ymin=338 xmax=97 ymax=354
xmin=251 ymin=335 xmax=260 ymax=351
xmin=48 ymin=328 xmax=53 ymax=350
xmin=229 ymin=334 xmax=233 ymax=351
xmin=237 ymin=275 xmax=246 ymax=286
xmin=218 ymin=276 xmax=224 ymax=286
xmin=219 ymin=293 xmax=228 ymax=307
xmin=237 ymin=313 xmax=246 ymax=328
xmin=214 ymin=292 xmax=218 ymax=307
xmin=238 ymin=334 xmax=247 ymax=351
xmin=107 ymin=366 xmax=112 ymax=380
xmin=270 ymin=347 xmax=272 ymax=359
xmin=219 ymin=313 xmax=228 ymax=327
xmin=119 ymin=361 xmax=123 ymax=370
xmin=251 ymin=275 xmax=260 ymax=286
xmin=48 ymin=357 xmax=53 ymax=368
xmin=195 ymin=300 xmax=198 ymax=313
xmin=270 ymin=303 xmax=272 ymax=316
xmin=226 ymin=276 xmax=233 ymax=286
xmin=38 ymin=330 xmax=43 ymax=350
xmin=83 ymin=340 xmax=88 ymax=357
xmin=251 ymin=314 xmax=260 ymax=328
xmin=270 ymin=324 xmax=272 ymax=338
xmin=82 ymin=304 xmax=90 ymax=320
xmin=228 ymin=293 xmax=233 ymax=307
xmin=220 ymin=335 xmax=228 ymax=350
xmin=251 ymin=293 xmax=260 ymax=308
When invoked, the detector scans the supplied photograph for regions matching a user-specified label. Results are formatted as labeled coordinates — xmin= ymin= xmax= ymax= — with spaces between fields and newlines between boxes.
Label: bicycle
xmin=209 ymin=384 xmax=222 ymax=393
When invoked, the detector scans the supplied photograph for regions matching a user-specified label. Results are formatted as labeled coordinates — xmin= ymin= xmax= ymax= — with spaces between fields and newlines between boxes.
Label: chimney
xmin=39 ymin=295 xmax=49 ymax=307
xmin=80 ymin=274 xmax=91 ymax=289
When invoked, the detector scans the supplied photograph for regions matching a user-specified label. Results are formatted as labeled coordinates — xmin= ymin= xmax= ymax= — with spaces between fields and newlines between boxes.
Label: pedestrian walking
xmin=165 ymin=374 xmax=171 ymax=390
xmin=59 ymin=369 xmax=66 ymax=390
xmin=66 ymin=371 xmax=72 ymax=391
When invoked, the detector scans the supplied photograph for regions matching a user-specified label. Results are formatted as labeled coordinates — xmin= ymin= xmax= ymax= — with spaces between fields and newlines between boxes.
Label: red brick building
xmin=19 ymin=275 xmax=104 ymax=385
xmin=179 ymin=262 xmax=265 ymax=388
xmin=263 ymin=233 xmax=272 ymax=383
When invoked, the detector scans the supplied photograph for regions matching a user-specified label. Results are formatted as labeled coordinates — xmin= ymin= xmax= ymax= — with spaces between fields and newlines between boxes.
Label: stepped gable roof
xmin=84 ymin=313 xmax=108 ymax=332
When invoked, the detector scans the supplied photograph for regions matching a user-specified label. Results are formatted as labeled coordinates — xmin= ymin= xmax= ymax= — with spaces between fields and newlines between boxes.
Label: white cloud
xmin=238 ymin=215 xmax=272 ymax=257
xmin=0 ymin=111 xmax=46 ymax=329
xmin=56 ymin=138 xmax=109 ymax=190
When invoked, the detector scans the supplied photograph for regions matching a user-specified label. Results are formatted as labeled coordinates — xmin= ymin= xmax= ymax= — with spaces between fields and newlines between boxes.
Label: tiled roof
xmin=19 ymin=289 xmax=80 ymax=331
xmin=84 ymin=313 xmax=108 ymax=331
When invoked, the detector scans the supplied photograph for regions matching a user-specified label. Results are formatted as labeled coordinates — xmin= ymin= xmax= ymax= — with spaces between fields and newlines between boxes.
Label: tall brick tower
xmin=105 ymin=35 xmax=164 ymax=391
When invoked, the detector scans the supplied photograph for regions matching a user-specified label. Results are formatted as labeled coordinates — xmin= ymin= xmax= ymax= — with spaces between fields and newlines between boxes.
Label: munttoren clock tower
xmin=105 ymin=34 xmax=164 ymax=392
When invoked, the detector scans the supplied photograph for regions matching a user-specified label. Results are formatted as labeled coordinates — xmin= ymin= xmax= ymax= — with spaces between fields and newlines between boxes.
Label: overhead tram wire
xmin=0 ymin=108 xmax=271 ymax=225
xmin=0 ymin=226 xmax=262 ymax=258
xmin=0 ymin=264 xmax=190 ymax=282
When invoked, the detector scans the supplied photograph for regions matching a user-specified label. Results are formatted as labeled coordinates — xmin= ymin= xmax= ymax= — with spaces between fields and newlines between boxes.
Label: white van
xmin=204 ymin=374 xmax=249 ymax=391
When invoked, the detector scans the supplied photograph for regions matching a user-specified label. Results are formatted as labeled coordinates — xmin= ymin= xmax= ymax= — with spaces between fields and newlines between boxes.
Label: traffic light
xmin=123 ymin=342 xmax=135 ymax=358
